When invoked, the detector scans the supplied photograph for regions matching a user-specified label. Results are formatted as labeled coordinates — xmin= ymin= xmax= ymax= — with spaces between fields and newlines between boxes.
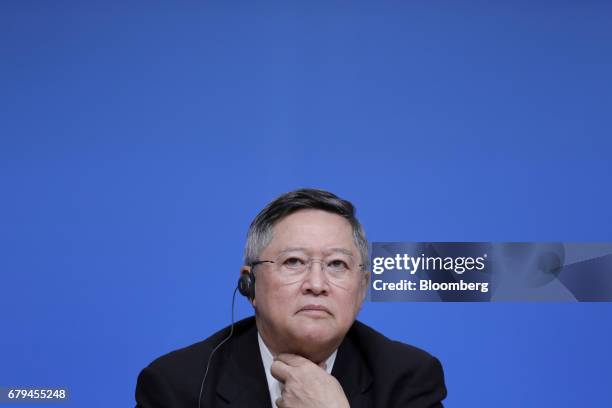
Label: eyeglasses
xmin=251 ymin=254 xmax=363 ymax=283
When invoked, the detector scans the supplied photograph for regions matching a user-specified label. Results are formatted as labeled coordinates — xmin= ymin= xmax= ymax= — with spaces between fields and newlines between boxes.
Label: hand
xmin=271 ymin=353 xmax=349 ymax=408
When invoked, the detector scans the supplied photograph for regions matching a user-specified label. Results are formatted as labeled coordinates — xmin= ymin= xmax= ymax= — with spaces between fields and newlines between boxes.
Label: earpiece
xmin=238 ymin=271 xmax=255 ymax=300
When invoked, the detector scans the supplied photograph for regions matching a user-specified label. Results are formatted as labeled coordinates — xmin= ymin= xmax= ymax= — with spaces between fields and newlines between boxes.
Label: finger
xmin=274 ymin=353 xmax=311 ymax=367
xmin=275 ymin=397 xmax=286 ymax=408
xmin=270 ymin=359 xmax=292 ymax=383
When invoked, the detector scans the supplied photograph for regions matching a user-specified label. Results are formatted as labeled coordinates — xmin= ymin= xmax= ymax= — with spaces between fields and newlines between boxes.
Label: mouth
xmin=297 ymin=304 xmax=332 ymax=316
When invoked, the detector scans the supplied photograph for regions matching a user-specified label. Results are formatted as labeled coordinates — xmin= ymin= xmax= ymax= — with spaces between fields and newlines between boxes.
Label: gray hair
xmin=244 ymin=188 xmax=369 ymax=272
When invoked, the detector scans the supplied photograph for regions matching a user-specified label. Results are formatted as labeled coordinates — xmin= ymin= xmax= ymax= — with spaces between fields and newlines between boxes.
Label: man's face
xmin=247 ymin=209 xmax=367 ymax=362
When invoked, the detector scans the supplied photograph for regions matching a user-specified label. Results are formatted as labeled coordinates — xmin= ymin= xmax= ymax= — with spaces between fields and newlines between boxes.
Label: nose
xmin=300 ymin=260 xmax=330 ymax=295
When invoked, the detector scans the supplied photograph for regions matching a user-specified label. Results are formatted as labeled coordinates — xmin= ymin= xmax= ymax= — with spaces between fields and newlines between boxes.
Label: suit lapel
xmin=332 ymin=333 xmax=374 ymax=408
xmin=215 ymin=321 xmax=272 ymax=407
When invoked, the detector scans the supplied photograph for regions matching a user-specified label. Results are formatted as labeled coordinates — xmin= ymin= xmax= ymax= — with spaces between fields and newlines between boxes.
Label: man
xmin=136 ymin=188 xmax=446 ymax=407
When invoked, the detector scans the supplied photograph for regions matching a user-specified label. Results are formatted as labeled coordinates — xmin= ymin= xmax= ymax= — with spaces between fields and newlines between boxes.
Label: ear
xmin=240 ymin=265 xmax=256 ymax=307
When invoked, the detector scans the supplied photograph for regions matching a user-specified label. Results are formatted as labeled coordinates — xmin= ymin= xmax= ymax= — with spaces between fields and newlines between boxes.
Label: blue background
xmin=1 ymin=1 xmax=611 ymax=407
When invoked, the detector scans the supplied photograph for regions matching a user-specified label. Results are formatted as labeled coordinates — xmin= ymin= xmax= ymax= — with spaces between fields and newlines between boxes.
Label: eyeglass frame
xmin=250 ymin=255 xmax=365 ymax=281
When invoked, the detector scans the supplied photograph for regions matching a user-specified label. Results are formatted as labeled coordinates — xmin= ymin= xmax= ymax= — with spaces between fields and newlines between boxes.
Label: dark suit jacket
xmin=136 ymin=317 xmax=446 ymax=407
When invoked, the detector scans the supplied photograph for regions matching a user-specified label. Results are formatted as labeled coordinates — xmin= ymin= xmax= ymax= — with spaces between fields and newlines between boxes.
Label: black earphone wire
xmin=197 ymin=286 xmax=238 ymax=408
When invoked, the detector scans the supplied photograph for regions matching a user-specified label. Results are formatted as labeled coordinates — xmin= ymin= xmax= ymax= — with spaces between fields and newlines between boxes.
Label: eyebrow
xmin=278 ymin=247 xmax=355 ymax=257
xmin=328 ymin=248 xmax=355 ymax=257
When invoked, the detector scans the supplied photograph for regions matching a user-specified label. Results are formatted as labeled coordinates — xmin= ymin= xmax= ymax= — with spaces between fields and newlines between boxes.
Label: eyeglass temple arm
xmin=250 ymin=260 xmax=276 ymax=267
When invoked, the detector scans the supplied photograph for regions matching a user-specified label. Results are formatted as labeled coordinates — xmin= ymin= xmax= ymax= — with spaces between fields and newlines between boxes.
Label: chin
xmin=296 ymin=327 xmax=333 ymax=343
xmin=293 ymin=317 xmax=335 ymax=339
xmin=288 ymin=324 xmax=341 ymax=359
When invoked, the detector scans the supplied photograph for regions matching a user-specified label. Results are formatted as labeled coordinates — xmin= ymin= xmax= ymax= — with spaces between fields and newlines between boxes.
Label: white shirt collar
xmin=257 ymin=332 xmax=337 ymax=408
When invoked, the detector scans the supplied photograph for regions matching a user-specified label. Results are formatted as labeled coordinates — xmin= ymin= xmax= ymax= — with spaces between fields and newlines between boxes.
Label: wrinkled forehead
xmin=276 ymin=246 xmax=357 ymax=259
xmin=264 ymin=209 xmax=358 ymax=256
